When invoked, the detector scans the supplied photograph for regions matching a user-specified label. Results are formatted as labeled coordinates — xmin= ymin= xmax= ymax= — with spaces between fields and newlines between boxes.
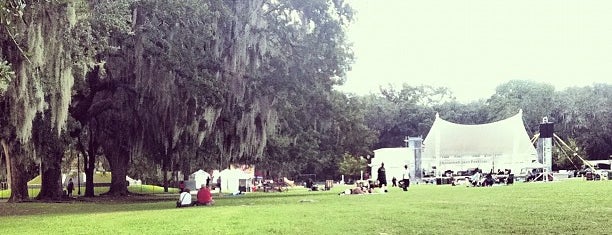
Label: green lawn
xmin=0 ymin=180 xmax=610 ymax=234
xmin=0 ymin=184 xmax=180 ymax=199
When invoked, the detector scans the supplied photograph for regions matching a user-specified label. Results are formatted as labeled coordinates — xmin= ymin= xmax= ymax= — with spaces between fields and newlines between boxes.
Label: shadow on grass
xmin=0 ymin=188 xmax=344 ymax=217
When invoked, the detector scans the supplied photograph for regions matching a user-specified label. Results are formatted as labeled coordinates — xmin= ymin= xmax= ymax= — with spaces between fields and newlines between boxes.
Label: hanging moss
xmin=208 ymin=0 xmax=275 ymax=161
xmin=2 ymin=1 xmax=83 ymax=143
xmin=11 ymin=66 xmax=44 ymax=143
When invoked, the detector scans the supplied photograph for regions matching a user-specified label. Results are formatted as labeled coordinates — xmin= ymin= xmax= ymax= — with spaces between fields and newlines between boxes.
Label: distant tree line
xmin=362 ymin=80 xmax=611 ymax=171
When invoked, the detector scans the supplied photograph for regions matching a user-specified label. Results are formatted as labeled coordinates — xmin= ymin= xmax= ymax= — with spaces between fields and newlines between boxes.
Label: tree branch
xmin=3 ymin=25 xmax=31 ymax=64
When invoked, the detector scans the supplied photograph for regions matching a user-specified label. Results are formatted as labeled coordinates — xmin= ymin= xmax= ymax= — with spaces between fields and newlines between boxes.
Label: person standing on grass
xmin=377 ymin=163 xmax=387 ymax=190
xmin=67 ymin=178 xmax=74 ymax=197
xmin=402 ymin=165 xmax=410 ymax=191
xmin=217 ymin=176 xmax=222 ymax=189
xmin=196 ymin=184 xmax=215 ymax=206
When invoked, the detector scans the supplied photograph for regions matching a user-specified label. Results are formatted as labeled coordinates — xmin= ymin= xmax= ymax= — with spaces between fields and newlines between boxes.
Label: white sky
xmin=337 ymin=0 xmax=612 ymax=102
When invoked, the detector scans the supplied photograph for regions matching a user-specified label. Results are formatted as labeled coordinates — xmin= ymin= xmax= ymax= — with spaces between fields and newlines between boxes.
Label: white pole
xmin=434 ymin=113 xmax=441 ymax=177
xmin=543 ymin=138 xmax=552 ymax=181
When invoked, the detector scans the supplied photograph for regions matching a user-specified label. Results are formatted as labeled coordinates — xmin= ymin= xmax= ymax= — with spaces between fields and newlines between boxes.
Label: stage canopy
xmin=422 ymin=110 xmax=537 ymax=175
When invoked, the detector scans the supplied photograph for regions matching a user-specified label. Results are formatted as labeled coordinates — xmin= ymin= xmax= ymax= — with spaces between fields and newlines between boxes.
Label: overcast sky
xmin=336 ymin=0 xmax=612 ymax=102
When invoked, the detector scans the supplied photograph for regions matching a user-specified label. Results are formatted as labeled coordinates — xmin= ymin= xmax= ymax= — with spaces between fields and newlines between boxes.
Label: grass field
xmin=0 ymin=184 xmax=180 ymax=199
xmin=0 ymin=180 xmax=610 ymax=234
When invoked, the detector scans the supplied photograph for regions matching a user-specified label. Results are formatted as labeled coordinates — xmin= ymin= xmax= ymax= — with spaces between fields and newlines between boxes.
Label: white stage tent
xmin=422 ymin=110 xmax=537 ymax=176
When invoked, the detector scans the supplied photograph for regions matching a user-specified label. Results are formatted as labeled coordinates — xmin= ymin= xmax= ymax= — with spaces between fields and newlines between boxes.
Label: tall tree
xmin=0 ymin=0 xmax=88 ymax=202
xmin=364 ymin=84 xmax=452 ymax=149
xmin=485 ymin=80 xmax=556 ymax=134
xmin=259 ymin=0 xmax=355 ymax=179
xmin=553 ymin=84 xmax=612 ymax=159
xmin=129 ymin=0 xmax=226 ymax=192
xmin=67 ymin=0 xmax=137 ymax=196
xmin=1 ymin=60 xmax=12 ymax=189
xmin=433 ymin=101 xmax=489 ymax=125
xmin=338 ymin=153 xmax=368 ymax=182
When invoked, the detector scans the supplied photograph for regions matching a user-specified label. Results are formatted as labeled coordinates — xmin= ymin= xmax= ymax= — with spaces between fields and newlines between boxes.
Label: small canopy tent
xmin=189 ymin=169 xmax=211 ymax=189
xmin=218 ymin=168 xmax=253 ymax=193
xmin=126 ymin=176 xmax=141 ymax=186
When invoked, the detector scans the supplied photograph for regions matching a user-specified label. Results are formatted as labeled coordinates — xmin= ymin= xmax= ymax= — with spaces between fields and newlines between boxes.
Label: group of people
xmin=378 ymin=163 xmax=411 ymax=192
xmin=340 ymin=163 xmax=411 ymax=195
xmin=469 ymin=170 xmax=495 ymax=187
xmin=176 ymin=184 xmax=215 ymax=208
xmin=464 ymin=168 xmax=513 ymax=187
xmin=526 ymin=168 xmax=541 ymax=182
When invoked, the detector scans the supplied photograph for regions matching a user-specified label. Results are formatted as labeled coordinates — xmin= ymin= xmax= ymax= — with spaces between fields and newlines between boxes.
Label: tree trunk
xmin=36 ymin=151 xmax=63 ymax=200
xmin=182 ymin=157 xmax=190 ymax=181
xmin=1 ymin=139 xmax=11 ymax=189
xmin=163 ymin=157 xmax=168 ymax=192
xmin=84 ymin=134 xmax=97 ymax=197
xmin=103 ymin=150 xmax=129 ymax=196
xmin=76 ymin=137 xmax=96 ymax=197
xmin=3 ymin=140 xmax=30 ymax=202
xmin=35 ymin=124 xmax=65 ymax=201
xmin=8 ymin=160 xmax=29 ymax=202
xmin=84 ymin=146 xmax=96 ymax=197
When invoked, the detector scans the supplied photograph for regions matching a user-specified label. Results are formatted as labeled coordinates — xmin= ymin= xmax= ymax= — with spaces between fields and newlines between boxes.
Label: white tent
xmin=189 ymin=169 xmax=211 ymax=189
xmin=370 ymin=148 xmax=415 ymax=182
xmin=126 ymin=176 xmax=141 ymax=186
xmin=422 ymin=110 xmax=538 ymax=175
xmin=218 ymin=168 xmax=252 ymax=192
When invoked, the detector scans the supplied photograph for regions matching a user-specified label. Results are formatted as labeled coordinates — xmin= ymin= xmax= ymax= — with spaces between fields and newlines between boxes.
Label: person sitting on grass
xmin=506 ymin=172 xmax=514 ymax=185
xmin=196 ymin=184 xmax=215 ymax=206
xmin=526 ymin=169 xmax=538 ymax=182
xmin=352 ymin=187 xmax=365 ymax=195
xmin=176 ymin=188 xmax=193 ymax=208
xmin=339 ymin=187 xmax=365 ymax=195
xmin=482 ymin=173 xmax=495 ymax=187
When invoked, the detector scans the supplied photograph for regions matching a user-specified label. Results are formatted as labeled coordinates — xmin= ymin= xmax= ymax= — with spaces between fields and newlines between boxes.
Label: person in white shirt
xmin=471 ymin=170 xmax=482 ymax=187
xmin=176 ymin=188 xmax=193 ymax=207
xmin=402 ymin=165 xmax=410 ymax=191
